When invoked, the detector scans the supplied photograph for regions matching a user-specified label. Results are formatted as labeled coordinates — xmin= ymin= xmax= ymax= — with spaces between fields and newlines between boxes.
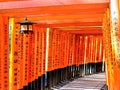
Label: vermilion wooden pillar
xmin=9 ymin=18 xmax=19 ymax=90
xmin=103 ymin=0 xmax=120 ymax=89
xmin=0 ymin=15 xmax=9 ymax=90
xmin=18 ymin=33 xmax=24 ymax=90
xmin=110 ymin=0 xmax=120 ymax=90
xmin=103 ymin=9 xmax=110 ymax=90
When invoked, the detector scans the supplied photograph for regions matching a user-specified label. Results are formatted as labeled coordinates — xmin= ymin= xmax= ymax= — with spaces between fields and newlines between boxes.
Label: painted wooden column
xmin=83 ymin=36 xmax=88 ymax=75
xmin=18 ymin=33 xmax=24 ymax=90
xmin=110 ymin=0 xmax=120 ymax=67
xmin=0 ymin=15 xmax=9 ymax=90
xmin=110 ymin=0 xmax=120 ymax=90
xmin=103 ymin=8 xmax=114 ymax=90
xmin=9 ymin=18 xmax=19 ymax=90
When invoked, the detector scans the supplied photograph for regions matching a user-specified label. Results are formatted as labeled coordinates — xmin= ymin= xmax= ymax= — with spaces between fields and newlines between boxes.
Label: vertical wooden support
xmin=95 ymin=36 xmax=98 ymax=64
xmin=64 ymin=33 xmax=69 ymax=81
xmin=0 ymin=17 xmax=1 ymax=90
xmin=89 ymin=36 xmax=92 ymax=74
xmin=27 ymin=32 xmax=33 ymax=90
xmin=110 ymin=0 xmax=120 ymax=64
xmin=9 ymin=18 xmax=19 ymax=90
xmin=103 ymin=8 xmax=113 ymax=90
xmin=31 ymin=27 xmax=35 ymax=90
xmin=47 ymin=28 xmax=52 ymax=89
xmin=110 ymin=0 xmax=120 ymax=89
xmin=18 ymin=33 xmax=24 ymax=90
xmin=0 ymin=15 xmax=9 ymax=90
xmin=23 ymin=34 xmax=29 ymax=90
xmin=47 ymin=28 xmax=53 ymax=72
xmin=74 ymin=35 xmax=78 ymax=77
xmin=3 ymin=17 xmax=9 ymax=90
xmin=84 ymin=36 xmax=88 ymax=75
xmin=37 ymin=27 xmax=42 ymax=90
xmin=42 ymin=28 xmax=46 ymax=90
xmin=34 ymin=26 xmax=38 ymax=90
xmin=79 ymin=36 xmax=84 ymax=76
xmin=94 ymin=36 xmax=98 ymax=73
xmin=99 ymin=36 xmax=103 ymax=63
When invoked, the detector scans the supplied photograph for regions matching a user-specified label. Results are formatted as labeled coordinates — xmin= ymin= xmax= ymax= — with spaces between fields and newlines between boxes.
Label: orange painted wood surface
xmin=0 ymin=0 xmax=110 ymax=89
xmin=0 ymin=16 xmax=9 ymax=90
xmin=18 ymin=33 xmax=24 ymax=89
xmin=9 ymin=18 xmax=19 ymax=90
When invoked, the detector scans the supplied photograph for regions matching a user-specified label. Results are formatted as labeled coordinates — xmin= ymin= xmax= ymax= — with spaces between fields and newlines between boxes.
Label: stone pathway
xmin=52 ymin=73 xmax=106 ymax=90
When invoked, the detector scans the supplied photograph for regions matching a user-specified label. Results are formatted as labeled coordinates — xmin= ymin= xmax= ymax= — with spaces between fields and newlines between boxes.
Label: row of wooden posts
xmin=0 ymin=17 xmax=104 ymax=90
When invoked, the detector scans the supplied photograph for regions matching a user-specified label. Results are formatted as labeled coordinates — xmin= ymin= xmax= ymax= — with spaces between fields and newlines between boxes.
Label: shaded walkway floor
xmin=52 ymin=72 xmax=106 ymax=90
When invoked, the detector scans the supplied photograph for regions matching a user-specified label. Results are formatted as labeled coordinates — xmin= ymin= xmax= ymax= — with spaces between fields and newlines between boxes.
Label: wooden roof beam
xmin=3 ymin=8 xmax=107 ymax=17
xmin=63 ymin=29 xmax=102 ymax=34
xmin=0 ymin=2 xmax=109 ymax=10
xmin=14 ymin=14 xmax=103 ymax=21
xmin=36 ymin=22 xmax=102 ymax=27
